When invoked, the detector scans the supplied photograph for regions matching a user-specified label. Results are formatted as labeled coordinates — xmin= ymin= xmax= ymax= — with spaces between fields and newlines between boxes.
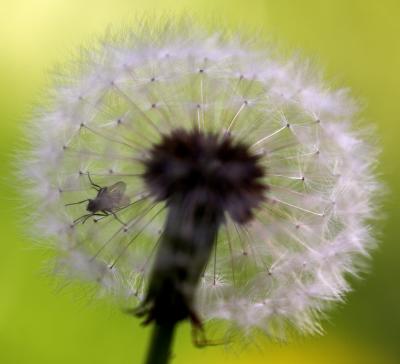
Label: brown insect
xmin=66 ymin=173 xmax=130 ymax=225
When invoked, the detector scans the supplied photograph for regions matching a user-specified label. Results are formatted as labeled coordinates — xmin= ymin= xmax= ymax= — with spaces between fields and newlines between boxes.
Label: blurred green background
xmin=1 ymin=1 xmax=399 ymax=363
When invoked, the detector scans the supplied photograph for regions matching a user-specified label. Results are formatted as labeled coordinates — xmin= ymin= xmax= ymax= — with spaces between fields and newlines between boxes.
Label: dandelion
xmin=22 ymin=20 xmax=381 ymax=364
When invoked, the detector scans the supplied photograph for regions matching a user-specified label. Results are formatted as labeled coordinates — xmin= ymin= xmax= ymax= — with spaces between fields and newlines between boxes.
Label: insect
xmin=66 ymin=173 xmax=130 ymax=225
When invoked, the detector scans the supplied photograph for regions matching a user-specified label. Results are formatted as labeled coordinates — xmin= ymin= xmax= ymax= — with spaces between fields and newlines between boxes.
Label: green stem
xmin=144 ymin=322 xmax=176 ymax=364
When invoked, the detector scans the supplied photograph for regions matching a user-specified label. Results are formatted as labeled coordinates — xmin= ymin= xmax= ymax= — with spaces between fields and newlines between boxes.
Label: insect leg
xmin=110 ymin=211 xmax=127 ymax=226
xmin=65 ymin=199 xmax=90 ymax=207
xmin=73 ymin=213 xmax=93 ymax=225
xmin=92 ymin=212 xmax=110 ymax=223
xmin=86 ymin=172 xmax=102 ymax=191
xmin=81 ymin=212 xmax=113 ymax=224
xmin=89 ymin=212 xmax=115 ymax=223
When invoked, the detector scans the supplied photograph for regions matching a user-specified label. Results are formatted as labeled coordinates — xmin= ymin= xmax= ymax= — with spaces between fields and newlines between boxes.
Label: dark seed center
xmin=142 ymin=128 xmax=268 ymax=224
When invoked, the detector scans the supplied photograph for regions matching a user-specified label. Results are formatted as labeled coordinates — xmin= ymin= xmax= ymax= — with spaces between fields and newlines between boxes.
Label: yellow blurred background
xmin=1 ymin=1 xmax=399 ymax=363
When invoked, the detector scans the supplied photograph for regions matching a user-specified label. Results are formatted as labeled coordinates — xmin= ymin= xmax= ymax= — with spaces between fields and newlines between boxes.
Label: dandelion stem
xmin=137 ymin=194 xmax=224 ymax=361
xmin=144 ymin=322 xmax=176 ymax=364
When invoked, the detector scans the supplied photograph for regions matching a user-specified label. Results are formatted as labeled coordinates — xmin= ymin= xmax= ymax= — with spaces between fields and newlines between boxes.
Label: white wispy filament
xmin=23 ymin=22 xmax=380 ymax=339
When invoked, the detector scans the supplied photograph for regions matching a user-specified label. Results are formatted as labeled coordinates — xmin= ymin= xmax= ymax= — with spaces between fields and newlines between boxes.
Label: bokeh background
xmin=1 ymin=1 xmax=399 ymax=363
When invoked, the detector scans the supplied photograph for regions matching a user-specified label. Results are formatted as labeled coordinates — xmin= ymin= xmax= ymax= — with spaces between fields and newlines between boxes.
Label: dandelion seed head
xmin=22 ymin=20 xmax=381 ymax=339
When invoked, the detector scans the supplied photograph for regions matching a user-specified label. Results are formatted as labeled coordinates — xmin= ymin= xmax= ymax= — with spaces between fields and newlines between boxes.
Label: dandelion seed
xmin=22 ymin=19 xmax=381 ymax=362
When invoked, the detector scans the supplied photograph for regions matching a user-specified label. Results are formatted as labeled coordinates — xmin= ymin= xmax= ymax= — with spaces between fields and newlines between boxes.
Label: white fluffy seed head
xmin=22 ymin=20 xmax=381 ymax=339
